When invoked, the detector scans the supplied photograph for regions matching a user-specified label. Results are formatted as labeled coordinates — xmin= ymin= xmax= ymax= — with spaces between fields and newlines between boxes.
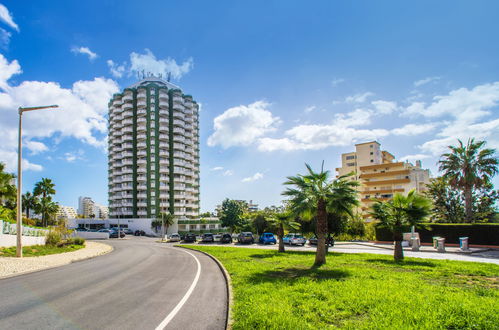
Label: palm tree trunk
xmin=315 ymin=199 xmax=327 ymax=266
xmin=464 ymin=186 xmax=473 ymax=222
xmin=278 ymin=224 xmax=285 ymax=252
xmin=393 ymin=230 xmax=404 ymax=261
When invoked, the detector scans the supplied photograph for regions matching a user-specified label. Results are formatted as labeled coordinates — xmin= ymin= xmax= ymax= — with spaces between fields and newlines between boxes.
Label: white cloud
xmin=71 ymin=46 xmax=98 ymax=61
xmin=210 ymin=166 xmax=224 ymax=171
xmin=207 ymin=101 xmax=280 ymax=148
xmin=63 ymin=150 xmax=84 ymax=163
xmin=25 ymin=140 xmax=48 ymax=155
xmin=223 ymin=170 xmax=234 ymax=176
xmin=414 ymin=76 xmax=440 ymax=87
xmin=0 ymin=28 xmax=11 ymax=48
xmin=0 ymin=53 xmax=119 ymax=172
xmin=334 ymin=108 xmax=372 ymax=127
xmin=107 ymin=60 xmax=126 ymax=78
xmin=129 ymin=49 xmax=193 ymax=80
xmin=331 ymin=78 xmax=345 ymax=87
xmin=345 ymin=92 xmax=374 ymax=103
xmin=371 ymin=100 xmax=397 ymax=114
xmin=304 ymin=105 xmax=316 ymax=113
xmin=0 ymin=4 xmax=19 ymax=32
xmin=399 ymin=154 xmax=431 ymax=162
xmin=391 ymin=123 xmax=437 ymax=136
xmin=0 ymin=149 xmax=42 ymax=172
xmin=242 ymin=172 xmax=263 ymax=182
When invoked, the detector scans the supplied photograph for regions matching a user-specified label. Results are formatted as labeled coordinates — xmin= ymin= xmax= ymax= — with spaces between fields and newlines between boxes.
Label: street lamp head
xmin=19 ymin=105 xmax=59 ymax=113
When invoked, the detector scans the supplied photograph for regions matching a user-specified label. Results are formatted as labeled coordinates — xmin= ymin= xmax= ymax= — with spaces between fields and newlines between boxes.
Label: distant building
xmin=336 ymin=141 xmax=431 ymax=219
xmin=56 ymin=206 xmax=78 ymax=220
xmin=78 ymin=196 xmax=108 ymax=219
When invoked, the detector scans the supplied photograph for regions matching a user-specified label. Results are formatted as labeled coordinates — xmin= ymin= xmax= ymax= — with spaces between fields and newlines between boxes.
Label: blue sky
xmin=0 ymin=1 xmax=498 ymax=211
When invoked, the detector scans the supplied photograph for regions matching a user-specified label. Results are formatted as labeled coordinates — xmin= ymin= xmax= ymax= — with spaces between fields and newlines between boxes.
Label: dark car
xmin=309 ymin=236 xmax=335 ymax=247
xmin=75 ymin=227 xmax=88 ymax=232
xmin=110 ymin=230 xmax=126 ymax=238
xmin=238 ymin=232 xmax=255 ymax=244
xmin=134 ymin=230 xmax=146 ymax=236
xmin=183 ymin=233 xmax=197 ymax=243
xmin=201 ymin=233 xmax=214 ymax=243
xmin=220 ymin=233 xmax=232 ymax=244
xmin=122 ymin=228 xmax=133 ymax=235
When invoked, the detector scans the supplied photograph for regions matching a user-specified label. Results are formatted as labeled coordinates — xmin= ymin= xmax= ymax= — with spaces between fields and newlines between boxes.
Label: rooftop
xmin=128 ymin=76 xmax=181 ymax=90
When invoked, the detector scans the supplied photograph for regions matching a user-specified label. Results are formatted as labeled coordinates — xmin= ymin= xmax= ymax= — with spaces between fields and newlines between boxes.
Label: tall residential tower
xmin=108 ymin=76 xmax=200 ymax=225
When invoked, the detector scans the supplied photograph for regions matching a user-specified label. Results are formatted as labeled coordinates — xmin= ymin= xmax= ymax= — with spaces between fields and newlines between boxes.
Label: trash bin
xmin=411 ymin=237 xmax=420 ymax=251
xmin=437 ymin=238 xmax=446 ymax=253
xmin=432 ymin=236 xmax=441 ymax=249
xmin=459 ymin=237 xmax=469 ymax=251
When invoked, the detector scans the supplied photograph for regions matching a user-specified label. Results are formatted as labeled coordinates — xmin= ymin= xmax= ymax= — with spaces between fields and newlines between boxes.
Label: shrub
xmin=73 ymin=237 xmax=85 ymax=245
xmin=45 ymin=230 xmax=62 ymax=246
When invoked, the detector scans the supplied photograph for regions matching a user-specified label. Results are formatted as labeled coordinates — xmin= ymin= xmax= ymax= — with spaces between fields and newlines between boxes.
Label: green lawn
xmin=186 ymin=246 xmax=499 ymax=329
xmin=0 ymin=244 xmax=84 ymax=257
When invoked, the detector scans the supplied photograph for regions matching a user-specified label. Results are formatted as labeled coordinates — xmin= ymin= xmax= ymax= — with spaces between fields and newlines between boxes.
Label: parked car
xmin=134 ymin=230 xmax=146 ymax=236
xmin=110 ymin=230 xmax=126 ymax=238
xmin=283 ymin=233 xmax=306 ymax=246
xmin=122 ymin=228 xmax=134 ymax=235
xmin=201 ymin=233 xmax=214 ymax=243
xmin=238 ymin=232 xmax=255 ymax=244
xmin=97 ymin=229 xmax=112 ymax=233
xmin=220 ymin=233 xmax=232 ymax=244
xmin=183 ymin=233 xmax=197 ymax=243
xmin=169 ymin=233 xmax=181 ymax=242
xmin=75 ymin=227 xmax=88 ymax=232
xmin=213 ymin=233 xmax=222 ymax=242
xmin=259 ymin=233 xmax=277 ymax=245
xmin=309 ymin=236 xmax=335 ymax=246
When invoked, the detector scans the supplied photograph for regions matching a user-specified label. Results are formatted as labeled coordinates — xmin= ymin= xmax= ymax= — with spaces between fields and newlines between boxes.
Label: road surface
xmin=0 ymin=237 xmax=227 ymax=330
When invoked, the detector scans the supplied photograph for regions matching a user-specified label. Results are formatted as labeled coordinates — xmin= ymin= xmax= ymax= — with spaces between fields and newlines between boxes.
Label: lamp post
xmin=17 ymin=105 xmax=59 ymax=258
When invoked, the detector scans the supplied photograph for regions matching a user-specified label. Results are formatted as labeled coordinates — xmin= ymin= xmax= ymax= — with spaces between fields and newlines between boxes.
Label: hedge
xmin=375 ymin=223 xmax=499 ymax=246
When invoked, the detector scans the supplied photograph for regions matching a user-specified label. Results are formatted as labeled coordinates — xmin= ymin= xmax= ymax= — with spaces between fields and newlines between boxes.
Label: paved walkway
xmin=181 ymin=241 xmax=499 ymax=264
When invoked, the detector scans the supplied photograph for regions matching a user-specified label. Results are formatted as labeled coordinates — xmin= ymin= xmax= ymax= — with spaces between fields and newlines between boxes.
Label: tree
xmin=157 ymin=212 xmax=175 ymax=241
xmin=22 ymin=191 xmax=39 ymax=219
xmin=370 ymin=190 xmax=431 ymax=261
xmin=268 ymin=211 xmax=300 ymax=252
xmin=438 ymin=139 xmax=498 ymax=222
xmin=33 ymin=178 xmax=56 ymax=199
xmin=35 ymin=196 xmax=59 ymax=227
xmin=424 ymin=177 xmax=465 ymax=222
xmin=219 ymin=199 xmax=246 ymax=233
xmin=0 ymin=162 xmax=16 ymax=208
xmin=283 ymin=163 xmax=359 ymax=266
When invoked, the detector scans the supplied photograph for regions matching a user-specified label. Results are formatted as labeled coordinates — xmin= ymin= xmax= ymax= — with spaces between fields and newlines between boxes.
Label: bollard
xmin=437 ymin=238 xmax=446 ymax=253
xmin=411 ymin=237 xmax=420 ymax=251
xmin=432 ymin=236 xmax=440 ymax=249
xmin=459 ymin=237 xmax=469 ymax=251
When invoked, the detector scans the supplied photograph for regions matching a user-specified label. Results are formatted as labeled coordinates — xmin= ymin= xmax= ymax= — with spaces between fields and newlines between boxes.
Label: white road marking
xmin=156 ymin=248 xmax=202 ymax=330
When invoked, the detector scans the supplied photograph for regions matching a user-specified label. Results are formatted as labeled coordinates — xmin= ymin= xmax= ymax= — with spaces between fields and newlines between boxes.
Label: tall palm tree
xmin=22 ymin=191 xmax=39 ymax=219
xmin=35 ymin=196 xmax=59 ymax=227
xmin=370 ymin=190 xmax=431 ymax=261
xmin=0 ymin=162 xmax=17 ymax=208
xmin=157 ymin=212 xmax=175 ymax=241
xmin=438 ymin=139 xmax=498 ymax=222
xmin=33 ymin=178 xmax=56 ymax=199
xmin=283 ymin=163 xmax=359 ymax=266
xmin=268 ymin=211 xmax=300 ymax=252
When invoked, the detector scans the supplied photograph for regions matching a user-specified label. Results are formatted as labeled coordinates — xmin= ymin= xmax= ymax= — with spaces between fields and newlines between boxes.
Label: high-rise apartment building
xmin=107 ymin=76 xmax=200 ymax=225
xmin=78 ymin=196 xmax=109 ymax=219
xmin=336 ymin=141 xmax=430 ymax=219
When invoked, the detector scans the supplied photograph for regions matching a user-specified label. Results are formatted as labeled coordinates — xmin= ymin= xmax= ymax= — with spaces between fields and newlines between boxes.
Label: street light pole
xmin=16 ymin=105 xmax=59 ymax=258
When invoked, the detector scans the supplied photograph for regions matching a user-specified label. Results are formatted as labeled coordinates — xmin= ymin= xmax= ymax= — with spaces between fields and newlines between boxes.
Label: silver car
xmin=283 ymin=233 xmax=306 ymax=246
xmin=169 ymin=233 xmax=181 ymax=242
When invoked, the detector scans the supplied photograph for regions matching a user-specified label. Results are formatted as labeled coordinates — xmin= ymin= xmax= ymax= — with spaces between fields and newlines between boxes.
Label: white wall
xmin=0 ymin=220 xmax=47 ymax=247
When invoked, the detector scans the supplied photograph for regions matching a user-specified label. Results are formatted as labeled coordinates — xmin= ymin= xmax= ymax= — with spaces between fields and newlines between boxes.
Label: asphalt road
xmin=0 ymin=237 xmax=227 ymax=330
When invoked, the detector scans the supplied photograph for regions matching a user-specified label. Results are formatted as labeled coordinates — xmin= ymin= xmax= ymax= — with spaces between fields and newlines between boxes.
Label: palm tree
xmin=33 ymin=178 xmax=56 ymax=199
xmin=22 ymin=191 xmax=39 ymax=219
xmin=438 ymin=139 xmax=498 ymax=222
xmin=268 ymin=211 xmax=300 ymax=252
xmin=370 ymin=190 xmax=431 ymax=261
xmin=157 ymin=212 xmax=175 ymax=241
xmin=283 ymin=163 xmax=359 ymax=266
xmin=0 ymin=162 xmax=17 ymax=208
xmin=35 ymin=196 xmax=59 ymax=227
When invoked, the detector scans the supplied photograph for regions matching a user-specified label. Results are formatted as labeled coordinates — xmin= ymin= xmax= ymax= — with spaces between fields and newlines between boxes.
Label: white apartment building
xmin=56 ymin=206 xmax=78 ymax=219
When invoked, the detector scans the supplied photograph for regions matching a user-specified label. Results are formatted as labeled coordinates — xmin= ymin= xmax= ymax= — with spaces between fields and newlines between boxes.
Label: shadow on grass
xmin=365 ymin=258 xmax=436 ymax=268
xmin=249 ymin=253 xmax=277 ymax=259
xmin=248 ymin=267 xmax=350 ymax=284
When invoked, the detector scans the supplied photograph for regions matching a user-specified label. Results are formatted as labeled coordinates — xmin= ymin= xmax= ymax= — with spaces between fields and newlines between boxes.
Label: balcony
xmin=122 ymin=94 xmax=133 ymax=102
xmin=364 ymin=178 xmax=411 ymax=186
xmin=137 ymin=117 xmax=146 ymax=123
xmin=360 ymin=169 xmax=410 ymax=179
xmin=137 ymin=92 xmax=146 ymax=99
xmin=137 ymin=134 xmax=146 ymax=140
xmin=137 ymin=159 xmax=147 ymax=165
xmin=122 ymin=103 xmax=133 ymax=110
xmin=137 ymin=100 xmax=147 ymax=107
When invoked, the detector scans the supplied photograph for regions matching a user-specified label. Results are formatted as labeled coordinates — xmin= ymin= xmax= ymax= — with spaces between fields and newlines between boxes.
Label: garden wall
xmin=0 ymin=220 xmax=48 ymax=247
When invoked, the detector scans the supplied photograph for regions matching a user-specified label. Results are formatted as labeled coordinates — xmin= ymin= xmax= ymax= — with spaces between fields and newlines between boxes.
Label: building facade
xmin=108 ymin=76 xmax=200 ymax=224
xmin=56 ymin=206 xmax=78 ymax=220
xmin=336 ymin=141 xmax=431 ymax=219
xmin=78 ymin=196 xmax=108 ymax=219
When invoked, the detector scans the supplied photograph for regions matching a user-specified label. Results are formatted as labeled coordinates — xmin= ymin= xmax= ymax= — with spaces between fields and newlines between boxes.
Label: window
xmin=370 ymin=152 xmax=373 ymax=155
xmin=347 ymin=162 xmax=355 ymax=167
xmin=370 ymin=145 xmax=373 ymax=148
xmin=346 ymin=155 xmax=356 ymax=160
xmin=370 ymin=159 xmax=374 ymax=163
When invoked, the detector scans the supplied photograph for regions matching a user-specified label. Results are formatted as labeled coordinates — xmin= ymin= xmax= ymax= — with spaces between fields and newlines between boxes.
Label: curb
xmin=175 ymin=245 xmax=234 ymax=330
xmin=0 ymin=242 xmax=114 ymax=280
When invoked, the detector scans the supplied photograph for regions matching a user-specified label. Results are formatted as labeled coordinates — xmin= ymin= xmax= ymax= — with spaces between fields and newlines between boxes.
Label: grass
xmin=0 ymin=244 xmax=85 ymax=257
xmin=186 ymin=246 xmax=499 ymax=329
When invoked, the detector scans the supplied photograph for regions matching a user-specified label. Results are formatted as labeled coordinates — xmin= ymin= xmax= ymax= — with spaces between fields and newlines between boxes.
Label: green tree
xmin=424 ymin=177 xmax=465 ymax=222
xmin=370 ymin=190 xmax=432 ymax=261
xmin=268 ymin=211 xmax=300 ymax=252
xmin=0 ymin=162 xmax=17 ymax=208
xmin=283 ymin=163 xmax=359 ymax=266
xmin=219 ymin=199 xmax=246 ymax=233
xmin=158 ymin=212 xmax=175 ymax=241
xmin=438 ymin=139 xmax=498 ymax=222
xmin=33 ymin=178 xmax=56 ymax=199
xmin=35 ymin=196 xmax=59 ymax=227
xmin=472 ymin=183 xmax=498 ymax=222
xmin=22 ymin=191 xmax=39 ymax=219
